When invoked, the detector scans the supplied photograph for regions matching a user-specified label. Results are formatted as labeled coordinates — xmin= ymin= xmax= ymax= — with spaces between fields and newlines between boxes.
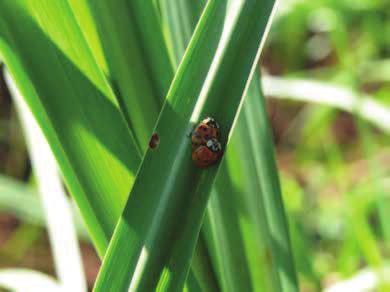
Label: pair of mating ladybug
xmin=191 ymin=117 xmax=223 ymax=168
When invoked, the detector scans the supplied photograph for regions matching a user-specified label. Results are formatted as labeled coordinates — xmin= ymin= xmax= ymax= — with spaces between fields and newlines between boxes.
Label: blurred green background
xmin=0 ymin=0 xmax=389 ymax=291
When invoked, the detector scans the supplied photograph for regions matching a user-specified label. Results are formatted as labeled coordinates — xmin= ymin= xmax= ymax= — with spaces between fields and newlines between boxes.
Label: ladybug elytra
xmin=192 ymin=138 xmax=222 ymax=168
xmin=191 ymin=116 xmax=223 ymax=168
xmin=149 ymin=133 xmax=160 ymax=149
xmin=191 ymin=117 xmax=220 ymax=149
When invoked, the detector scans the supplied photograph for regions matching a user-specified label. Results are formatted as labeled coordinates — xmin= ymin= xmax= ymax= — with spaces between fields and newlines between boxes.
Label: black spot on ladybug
xmin=205 ymin=134 xmax=209 ymax=139
xmin=202 ymin=126 xmax=207 ymax=132
xmin=149 ymin=133 xmax=160 ymax=149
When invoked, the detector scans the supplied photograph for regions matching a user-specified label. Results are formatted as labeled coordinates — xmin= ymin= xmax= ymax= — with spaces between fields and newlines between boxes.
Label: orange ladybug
xmin=192 ymin=138 xmax=222 ymax=168
xmin=148 ymin=133 xmax=160 ymax=149
xmin=191 ymin=117 xmax=220 ymax=149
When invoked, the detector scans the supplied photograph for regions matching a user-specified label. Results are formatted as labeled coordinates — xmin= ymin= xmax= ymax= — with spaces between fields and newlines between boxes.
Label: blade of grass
xmin=7 ymin=71 xmax=87 ymax=292
xmin=159 ymin=0 xmax=206 ymax=68
xmin=86 ymin=0 xmax=173 ymax=149
xmin=94 ymin=0 xmax=278 ymax=291
xmin=67 ymin=0 xmax=109 ymax=75
xmin=202 ymin=133 xmax=279 ymax=292
xmin=0 ymin=0 xmax=141 ymax=256
xmin=186 ymin=236 xmax=221 ymax=292
xmin=245 ymin=74 xmax=299 ymax=292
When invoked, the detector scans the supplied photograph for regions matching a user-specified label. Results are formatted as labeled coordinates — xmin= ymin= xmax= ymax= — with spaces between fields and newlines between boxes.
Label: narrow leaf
xmin=0 ymin=0 xmax=140 ymax=255
xmin=67 ymin=0 xmax=109 ymax=75
xmin=244 ymin=74 xmax=299 ymax=291
xmin=7 ymin=71 xmax=87 ymax=292
xmin=87 ymin=0 xmax=174 ymax=149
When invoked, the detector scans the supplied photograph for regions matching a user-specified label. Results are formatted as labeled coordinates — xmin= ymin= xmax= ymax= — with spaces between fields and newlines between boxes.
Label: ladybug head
xmin=203 ymin=117 xmax=219 ymax=129
xmin=206 ymin=138 xmax=222 ymax=152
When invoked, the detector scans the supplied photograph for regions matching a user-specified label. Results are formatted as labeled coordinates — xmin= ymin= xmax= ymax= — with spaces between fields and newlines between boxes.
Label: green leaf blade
xmin=0 ymin=0 xmax=141 ymax=255
xmin=87 ymin=0 xmax=174 ymax=149
xmin=244 ymin=75 xmax=298 ymax=291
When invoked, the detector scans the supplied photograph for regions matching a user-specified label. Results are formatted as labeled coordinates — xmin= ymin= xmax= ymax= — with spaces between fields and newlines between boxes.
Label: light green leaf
xmin=0 ymin=0 xmax=140 ymax=256
xmin=87 ymin=0 xmax=173 ymax=149
xmin=159 ymin=0 xmax=207 ymax=68
xmin=7 ymin=71 xmax=87 ymax=292
xmin=67 ymin=0 xmax=109 ymax=75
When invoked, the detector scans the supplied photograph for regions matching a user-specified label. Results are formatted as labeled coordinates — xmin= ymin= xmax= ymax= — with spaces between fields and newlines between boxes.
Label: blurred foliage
xmin=268 ymin=0 xmax=390 ymax=290
xmin=0 ymin=0 xmax=389 ymax=291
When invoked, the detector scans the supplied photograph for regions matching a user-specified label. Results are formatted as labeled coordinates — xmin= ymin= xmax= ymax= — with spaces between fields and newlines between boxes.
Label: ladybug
xmin=191 ymin=117 xmax=220 ymax=149
xmin=148 ymin=133 xmax=160 ymax=149
xmin=192 ymin=138 xmax=222 ymax=168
